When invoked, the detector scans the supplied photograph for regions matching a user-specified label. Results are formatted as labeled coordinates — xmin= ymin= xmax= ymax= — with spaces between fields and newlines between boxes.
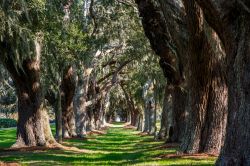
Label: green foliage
xmin=0 ymin=0 xmax=45 ymax=69
xmin=0 ymin=118 xmax=17 ymax=128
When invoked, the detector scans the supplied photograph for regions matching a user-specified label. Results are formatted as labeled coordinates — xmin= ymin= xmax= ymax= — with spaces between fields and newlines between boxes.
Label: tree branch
xmin=100 ymin=60 xmax=132 ymax=91
xmin=115 ymin=0 xmax=138 ymax=11
xmin=98 ymin=60 xmax=132 ymax=85
xmin=238 ymin=0 xmax=250 ymax=13
xmin=89 ymin=0 xmax=98 ymax=36
xmin=194 ymin=0 xmax=235 ymax=45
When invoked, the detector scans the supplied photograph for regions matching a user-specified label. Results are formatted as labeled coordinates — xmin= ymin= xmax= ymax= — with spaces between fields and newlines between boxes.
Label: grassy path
xmin=0 ymin=123 xmax=216 ymax=165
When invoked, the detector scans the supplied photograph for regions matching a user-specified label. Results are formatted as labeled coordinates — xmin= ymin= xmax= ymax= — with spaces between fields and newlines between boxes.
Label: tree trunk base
xmin=9 ymin=142 xmax=61 ymax=151
xmin=216 ymin=155 xmax=250 ymax=166
xmin=11 ymin=108 xmax=57 ymax=148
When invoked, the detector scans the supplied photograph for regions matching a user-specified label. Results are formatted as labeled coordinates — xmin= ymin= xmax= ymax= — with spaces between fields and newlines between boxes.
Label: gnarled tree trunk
xmin=142 ymin=81 xmax=155 ymax=133
xmin=93 ymin=95 xmax=104 ymax=130
xmin=143 ymin=105 xmax=150 ymax=133
xmin=158 ymin=85 xmax=172 ymax=140
xmin=74 ymin=67 xmax=92 ymax=137
xmin=137 ymin=113 xmax=143 ymax=131
xmin=61 ymin=66 xmax=76 ymax=138
xmin=148 ymin=97 xmax=156 ymax=135
xmin=0 ymin=38 xmax=55 ymax=148
xmin=168 ymin=86 xmax=187 ymax=143
xmin=121 ymin=85 xmax=138 ymax=127
xmin=181 ymin=0 xmax=228 ymax=154
xmin=135 ymin=0 xmax=184 ymax=86
xmin=158 ymin=85 xmax=173 ymax=139
xmin=194 ymin=0 xmax=250 ymax=164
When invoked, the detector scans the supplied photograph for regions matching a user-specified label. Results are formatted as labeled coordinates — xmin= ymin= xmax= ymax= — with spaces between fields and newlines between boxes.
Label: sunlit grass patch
xmin=0 ymin=128 xmax=16 ymax=148
xmin=0 ymin=124 xmax=216 ymax=165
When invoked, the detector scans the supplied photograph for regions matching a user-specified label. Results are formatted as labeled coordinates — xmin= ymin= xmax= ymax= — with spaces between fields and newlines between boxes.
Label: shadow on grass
xmin=0 ymin=125 xmax=216 ymax=165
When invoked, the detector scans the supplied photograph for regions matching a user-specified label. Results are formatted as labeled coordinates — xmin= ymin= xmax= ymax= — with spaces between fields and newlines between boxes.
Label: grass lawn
xmin=0 ymin=123 xmax=216 ymax=165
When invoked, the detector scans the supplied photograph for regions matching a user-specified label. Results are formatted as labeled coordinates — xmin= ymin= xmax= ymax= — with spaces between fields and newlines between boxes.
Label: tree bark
xmin=127 ymin=111 xmax=131 ymax=123
xmin=143 ymin=105 xmax=150 ymax=133
xmin=0 ymin=37 xmax=55 ymax=147
xmin=93 ymin=95 xmax=104 ymax=130
xmin=129 ymin=101 xmax=138 ymax=127
xmin=74 ymin=67 xmax=92 ymax=137
xmin=137 ymin=114 xmax=143 ymax=131
xmin=135 ymin=0 xmax=184 ymax=85
xmin=193 ymin=0 xmax=250 ymax=164
xmin=133 ymin=109 xmax=140 ymax=127
xmin=181 ymin=0 xmax=228 ymax=154
xmin=61 ymin=66 xmax=76 ymax=138
xmin=121 ymin=85 xmax=138 ymax=126
xmin=169 ymin=86 xmax=187 ymax=143
xmin=86 ymin=108 xmax=95 ymax=131
xmin=148 ymin=97 xmax=156 ymax=135
xmin=158 ymin=85 xmax=172 ymax=139
xmin=56 ymin=88 xmax=63 ymax=143
xmin=142 ymin=80 xmax=156 ymax=134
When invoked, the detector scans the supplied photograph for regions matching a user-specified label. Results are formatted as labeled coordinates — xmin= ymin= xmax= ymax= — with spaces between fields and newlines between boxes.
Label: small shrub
xmin=0 ymin=118 xmax=17 ymax=128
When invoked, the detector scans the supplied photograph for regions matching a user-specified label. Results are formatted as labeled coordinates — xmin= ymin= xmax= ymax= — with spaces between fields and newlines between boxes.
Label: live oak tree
xmin=158 ymin=85 xmax=172 ymax=140
xmin=72 ymin=0 xmax=161 ymax=134
xmin=181 ymin=0 xmax=228 ymax=154
xmin=135 ymin=0 xmax=189 ymax=142
xmin=194 ymin=0 xmax=250 ymax=165
xmin=43 ymin=0 xmax=87 ymax=139
xmin=135 ymin=0 xmax=228 ymax=155
xmin=3 ymin=2 xmax=249 ymax=165
xmin=61 ymin=66 xmax=76 ymax=138
xmin=0 ymin=0 xmax=164 ymax=148
xmin=0 ymin=0 xmax=55 ymax=147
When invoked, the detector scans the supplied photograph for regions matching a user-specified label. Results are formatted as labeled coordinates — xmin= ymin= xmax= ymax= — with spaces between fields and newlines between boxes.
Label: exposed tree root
xmin=124 ymin=125 xmax=137 ymax=129
xmin=86 ymin=130 xmax=106 ymax=135
xmin=2 ymin=143 xmax=94 ymax=153
xmin=99 ymin=126 xmax=109 ymax=130
xmin=136 ymin=132 xmax=149 ymax=136
xmin=0 ymin=162 xmax=20 ymax=166
xmin=157 ymin=143 xmax=180 ymax=149
xmin=156 ymin=153 xmax=218 ymax=160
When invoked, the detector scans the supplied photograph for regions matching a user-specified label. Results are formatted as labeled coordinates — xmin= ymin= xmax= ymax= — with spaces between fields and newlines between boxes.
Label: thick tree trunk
xmin=148 ymin=97 xmax=156 ymax=135
xmin=181 ymin=0 xmax=228 ymax=154
xmin=130 ymin=110 xmax=135 ymax=126
xmin=127 ymin=111 xmax=131 ymax=123
xmin=0 ymin=38 xmax=55 ymax=147
xmin=61 ymin=66 xmax=76 ymax=138
xmin=121 ymin=85 xmax=138 ymax=126
xmin=74 ymin=90 xmax=88 ymax=137
xmin=100 ymin=94 xmax=110 ymax=128
xmin=158 ymin=85 xmax=172 ymax=139
xmin=42 ymin=107 xmax=57 ymax=145
xmin=216 ymin=21 xmax=250 ymax=166
xmin=142 ymin=81 xmax=155 ymax=134
xmin=137 ymin=114 xmax=143 ymax=131
xmin=99 ymin=109 xmax=106 ymax=129
xmin=134 ymin=109 xmax=140 ymax=127
xmin=131 ymin=108 xmax=139 ymax=127
xmin=74 ymin=67 xmax=92 ymax=137
xmin=86 ymin=108 xmax=95 ymax=131
xmin=192 ymin=0 xmax=250 ymax=164
xmin=169 ymin=86 xmax=187 ymax=143
xmin=143 ymin=106 xmax=149 ymax=133
xmin=16 ymin=80 xmax=43 ymax=147
xmin=93 ymin=95 xmax=104 ymax=130
xmin=135 ymin=0 xmax=184 ymax=85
